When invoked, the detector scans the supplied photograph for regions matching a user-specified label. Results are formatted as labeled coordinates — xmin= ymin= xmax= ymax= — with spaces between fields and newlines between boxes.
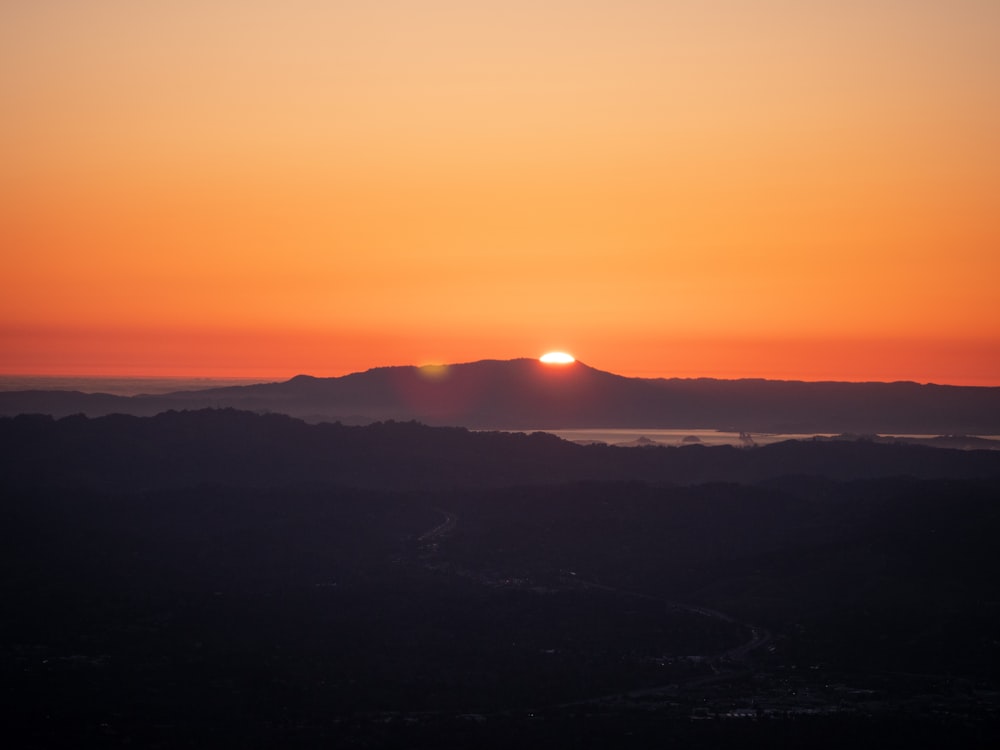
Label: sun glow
xmin=2 ymin=3 xmax=999 ymax=385
xmin=540 ymin=352 xmax=575 ymax=364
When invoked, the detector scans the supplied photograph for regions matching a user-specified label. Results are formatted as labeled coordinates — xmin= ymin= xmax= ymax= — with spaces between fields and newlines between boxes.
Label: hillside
xmin=3 ymin=408 xmax=1000 ymax=746
xmin=2 ymin=359 xmax=1000 ymax=433
xmin=4 ymin=409 xmax=1000 ymax=492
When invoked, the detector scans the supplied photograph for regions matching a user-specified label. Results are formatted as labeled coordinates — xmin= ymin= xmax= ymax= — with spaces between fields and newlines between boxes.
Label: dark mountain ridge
xmin=2 ymin=358 xmax=1000 ymax=433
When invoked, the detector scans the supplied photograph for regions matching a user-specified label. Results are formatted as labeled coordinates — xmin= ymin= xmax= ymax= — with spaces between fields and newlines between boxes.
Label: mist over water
xmin=528 ymin=428 xmax=1000 ymax=448
xmin=531 ymin=429 xmax=831 ymax=448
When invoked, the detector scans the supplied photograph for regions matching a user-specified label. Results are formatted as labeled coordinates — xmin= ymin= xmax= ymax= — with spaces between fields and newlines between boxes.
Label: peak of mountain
xmin=1 ymin=358 xmax=999 ymax=434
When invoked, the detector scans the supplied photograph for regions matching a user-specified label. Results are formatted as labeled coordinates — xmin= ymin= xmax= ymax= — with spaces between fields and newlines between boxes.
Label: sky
xmin=2 ymin=0 xmax=998 ymax=384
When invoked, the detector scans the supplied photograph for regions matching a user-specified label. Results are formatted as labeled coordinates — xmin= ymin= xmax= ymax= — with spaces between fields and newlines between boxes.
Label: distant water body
xmin=532 ymin=428 xmax=1000 ymax=449
xmin=0 ymin=375 xmax=272 ymax=397
xmin=537 ymin=428 xmax=828 ymax=448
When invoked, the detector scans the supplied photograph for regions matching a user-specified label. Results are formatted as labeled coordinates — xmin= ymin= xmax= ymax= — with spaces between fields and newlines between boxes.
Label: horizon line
xmin=2 ymin=360 xmax=999 ymax=390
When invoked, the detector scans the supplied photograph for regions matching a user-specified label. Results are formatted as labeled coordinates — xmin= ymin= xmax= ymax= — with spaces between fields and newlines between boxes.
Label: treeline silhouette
xmin=3 ymin=409 xmax=1000 ymax=492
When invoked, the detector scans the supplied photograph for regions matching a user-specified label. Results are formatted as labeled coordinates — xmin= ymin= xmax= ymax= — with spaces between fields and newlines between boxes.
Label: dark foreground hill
xmin=3 ymin=409 xmax=1000 ymax=491
xmin=3 ymin=358 xmax=1000 ymax=433
xmin=3 ymin=409 xmax=1000 ymax=747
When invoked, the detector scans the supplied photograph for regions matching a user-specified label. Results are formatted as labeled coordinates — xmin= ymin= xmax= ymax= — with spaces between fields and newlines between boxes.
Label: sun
xmin=540 ymin=351 xmax=575 ymax=364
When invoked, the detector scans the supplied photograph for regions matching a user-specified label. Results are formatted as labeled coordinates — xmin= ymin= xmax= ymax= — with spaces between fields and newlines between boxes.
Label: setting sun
xmin=540 ymin=352 xmax=575 ymax=364
xmin=1 ymin=2 xmax=998 ymax=384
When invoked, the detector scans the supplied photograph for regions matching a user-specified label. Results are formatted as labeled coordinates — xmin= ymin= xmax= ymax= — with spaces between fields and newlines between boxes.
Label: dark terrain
xmin=3 ymin=409 xmax=1000 ymax=747
xmin=3 ymin=358 xmax=1000 ymax=433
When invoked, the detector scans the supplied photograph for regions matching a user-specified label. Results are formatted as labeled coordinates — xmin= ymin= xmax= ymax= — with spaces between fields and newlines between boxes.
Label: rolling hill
xmin=2 ymin=358 xmax=999 ymax=434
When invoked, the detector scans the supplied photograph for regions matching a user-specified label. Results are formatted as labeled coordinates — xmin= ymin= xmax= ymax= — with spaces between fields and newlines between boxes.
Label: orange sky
xmin=2 ymin=1 xmax=999 ymax=384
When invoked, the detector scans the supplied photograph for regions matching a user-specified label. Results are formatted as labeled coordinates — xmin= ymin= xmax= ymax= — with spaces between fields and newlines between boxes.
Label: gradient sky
xmin=2 ymin=1 xmax=998 ymax=383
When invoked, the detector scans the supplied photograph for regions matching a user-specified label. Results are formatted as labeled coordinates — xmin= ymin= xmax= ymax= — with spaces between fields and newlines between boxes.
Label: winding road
xmin=411 ymin=506 xmax=772 ymax=708
xmin=417 ymin=508 xmax=457 ymax=542
xmin=570 ymin=579 xmax=771 ymax=660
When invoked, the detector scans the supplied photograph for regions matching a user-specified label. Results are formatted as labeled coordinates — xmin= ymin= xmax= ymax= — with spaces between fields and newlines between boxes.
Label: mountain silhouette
xmin=2 ymin=358 xmax=1000 ymax=433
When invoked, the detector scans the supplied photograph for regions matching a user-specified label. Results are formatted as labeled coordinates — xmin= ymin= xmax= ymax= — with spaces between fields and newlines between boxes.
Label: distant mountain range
xmin=2 ymin=358 xmax=1000 ymax=434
